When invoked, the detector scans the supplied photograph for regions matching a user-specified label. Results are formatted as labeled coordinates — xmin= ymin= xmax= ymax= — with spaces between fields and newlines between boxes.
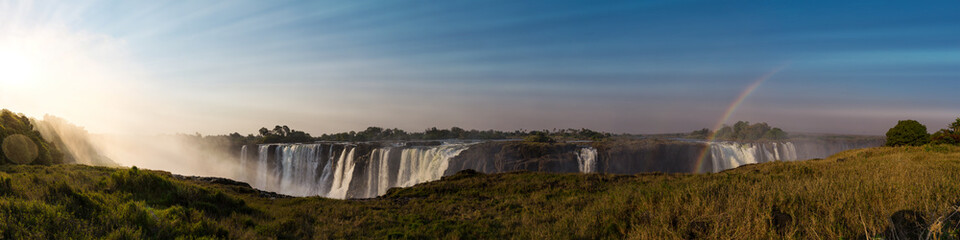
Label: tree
xmin=885 ymin=120 xmax=930 ymax=146
xmin=763 ymin=128 xmax=788 ymax=140
xmin=930 ymin=117 xmax=960 ymax=145
xmin=715 ymin=126 xmax=734 ymax=140
xmin=931 ymin=129 xmax=960 ymax=145
xmin=951 ymin=118 xmax=960 ymax=133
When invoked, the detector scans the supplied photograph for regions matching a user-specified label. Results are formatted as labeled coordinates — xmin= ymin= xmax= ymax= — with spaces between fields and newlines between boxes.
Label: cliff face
xmin=445 ymin=142 xmax=582 ymax=175
xmin=444 ymin=137 xmax=885 ymax=175
xmin=596 ymin=140 xmax=709 ymax=174
xmin=444 ymin=140 xmax=708 ymax=175
xmin=239 ymin=137 xmax=885 ymax=198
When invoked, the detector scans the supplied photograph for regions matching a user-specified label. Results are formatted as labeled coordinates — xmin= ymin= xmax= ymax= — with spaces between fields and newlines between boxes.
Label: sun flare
xmin=0 ymin=46 xmax=39 ymax=87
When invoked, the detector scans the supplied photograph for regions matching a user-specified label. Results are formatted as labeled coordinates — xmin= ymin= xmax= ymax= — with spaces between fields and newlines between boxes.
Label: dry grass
xmin=2 ymin=145 xmax=960 ymax=239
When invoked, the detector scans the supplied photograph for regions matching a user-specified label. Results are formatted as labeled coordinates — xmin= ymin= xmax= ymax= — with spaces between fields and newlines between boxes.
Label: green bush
xmin=930 ymin=118 xmax=960 ymax=146
xmin=885 ymin=120 xmax=930 ymax=146
xmin=931 ymin=129 xmax=960 ymax=145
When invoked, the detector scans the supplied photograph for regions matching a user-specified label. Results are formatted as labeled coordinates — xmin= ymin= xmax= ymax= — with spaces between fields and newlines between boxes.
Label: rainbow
xmin=694 ymin=65 xmax=788 ymax=172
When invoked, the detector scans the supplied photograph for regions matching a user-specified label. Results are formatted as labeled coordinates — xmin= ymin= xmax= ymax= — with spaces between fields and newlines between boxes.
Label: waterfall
xmin=256 ymin=145 xmax=271 ymax=189
xmin=242 ymin=142 xmax=474 ymax=199
xmin=394 ymin=144 xmax=472 ymax=188
xmin=577 ymin=147 xmax=598 ymax=173
xmin=316 ymin=146 xmax=336 ymax=196
xmin=785 ymin=142 xmax=798 ymax=160
xmin=277 ymin=144 xmax=323 ymax=196
xmin=327 ymin=147 xmax=356 ymax=199
xmin=377 ymin=148 xmax=392 ymax=196
xmin=239 ymin=145 xmax=249 ymax=182
xmin=240 ymin=145 xmax=248 ymax=166
xmin=238 ymin=139 xmax=879 ymax=198
xmin=363 ymin=149 xmax=382 ymax=198
xmin=708 ymin=141 xmax=806 ymax=172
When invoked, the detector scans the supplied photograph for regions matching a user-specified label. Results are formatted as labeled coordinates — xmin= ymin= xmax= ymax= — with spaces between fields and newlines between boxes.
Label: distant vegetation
xmin=523 ymin=131 xmax=557 ymax=143
xmin=0 ymin=109 xmax=62 ymax=165
xmin=315 ymin=127 xmax=608 ymax=142
xmin=931 ymin=118 xmax=960 ymax=145
xmin=885 ymin=117 xmax=960 ymax=147
xmin=218 ymin=126 xmax=611 ymax=146
xmin=688 ymin=121 xmax=788 ymax=141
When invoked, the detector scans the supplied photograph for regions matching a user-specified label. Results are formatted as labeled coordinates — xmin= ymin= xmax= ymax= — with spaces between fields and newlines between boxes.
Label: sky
xmin=0 ymin=0 xmax=958 ymax=135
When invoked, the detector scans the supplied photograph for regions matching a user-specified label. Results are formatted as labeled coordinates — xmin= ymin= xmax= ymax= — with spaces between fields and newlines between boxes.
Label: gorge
xmin=238 ymin=137 xmax=884 ymax=199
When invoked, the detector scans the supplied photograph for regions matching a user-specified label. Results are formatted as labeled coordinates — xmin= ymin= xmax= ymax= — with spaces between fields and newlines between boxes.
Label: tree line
xmin=688 ymin=121 xmax=789 ymax=141
xmin=885 ymin=118 xmax=960 ymax=146
xmin=220 ymin=125 xmax=611 ymax=145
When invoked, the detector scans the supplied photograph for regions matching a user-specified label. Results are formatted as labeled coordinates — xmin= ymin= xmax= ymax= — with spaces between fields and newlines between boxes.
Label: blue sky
xmin=1 ymin=0 xmax=958 ymax=135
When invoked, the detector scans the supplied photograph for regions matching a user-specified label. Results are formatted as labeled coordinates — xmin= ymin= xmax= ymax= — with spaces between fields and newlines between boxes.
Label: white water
xmin=243 ymin=140 xmax=863 ymax=198
xmin=240 ymin=145 xmax=248 ymax=167
xmin=246 ymin=143 xmax=473 ymax=199
xmin=256 ymin=145 xmax=271 ymax=189
xmin=577 ymin=147 xmax=598 ymax=173
xmin=394 ymin=145 xmax=471 ymax=188
xmin=376 ymin=148 xmax=391 ymax=196
xmin=278 ymin=144 xmax=323 ymax=196
xmin=708 ymin=141 xmax=799 ymax=172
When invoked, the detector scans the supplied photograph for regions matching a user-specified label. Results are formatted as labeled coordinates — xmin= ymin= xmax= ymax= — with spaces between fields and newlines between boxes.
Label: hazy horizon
xmin=2 ymin=1 xmax=958 ymax=136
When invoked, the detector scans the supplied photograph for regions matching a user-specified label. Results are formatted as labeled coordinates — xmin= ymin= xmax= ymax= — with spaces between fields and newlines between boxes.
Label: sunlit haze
xmin=2 ymin=1 xmax=958 ymax=135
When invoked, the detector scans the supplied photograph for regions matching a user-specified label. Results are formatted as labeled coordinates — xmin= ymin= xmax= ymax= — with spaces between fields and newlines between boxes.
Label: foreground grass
xmin=2 ymin=145 xmax=960 ymax=239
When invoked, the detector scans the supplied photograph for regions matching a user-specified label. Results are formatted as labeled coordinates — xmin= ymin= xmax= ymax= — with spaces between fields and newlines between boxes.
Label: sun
xmin=0 ymin=46 xmax=39 ymax=87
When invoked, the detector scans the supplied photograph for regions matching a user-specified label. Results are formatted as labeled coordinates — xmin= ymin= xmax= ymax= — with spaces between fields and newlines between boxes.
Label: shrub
xmin=930 ymin=118 xmax=960 ymax=146
xmin=885 ymin=120 xmax=930 ymax=146
xmin=931 ymin=129 xmax=960 ymax=145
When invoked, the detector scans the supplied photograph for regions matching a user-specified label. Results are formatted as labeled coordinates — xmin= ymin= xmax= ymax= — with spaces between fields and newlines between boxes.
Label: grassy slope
xmin=2 ymin=146 xmax=960 ymax=239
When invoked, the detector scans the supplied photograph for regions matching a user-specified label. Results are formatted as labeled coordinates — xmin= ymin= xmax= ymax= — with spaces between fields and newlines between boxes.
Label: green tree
xmin=715 ymin=126 xmax=734 ymax=140
xmin=931 ymin=129 xmax=960 ymax=145
xmin=930 ymin=117 xmax=960 ymax=145
xmin=950 ymin=118 xmax=960 ymax=133
xmin=763 ymin=128 xmax=788 ymax=140
xmin=885 ymin=120 xmax=930 ymax=146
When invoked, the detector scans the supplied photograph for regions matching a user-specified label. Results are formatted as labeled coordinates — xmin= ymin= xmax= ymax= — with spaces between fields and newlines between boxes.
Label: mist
xmin=32 ymin=114 xmax=259 ymax=182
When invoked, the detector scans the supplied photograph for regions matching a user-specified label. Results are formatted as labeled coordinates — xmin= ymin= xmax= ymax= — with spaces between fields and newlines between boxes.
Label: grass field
xmin=1 ymin=145 xmax=960 ymax=239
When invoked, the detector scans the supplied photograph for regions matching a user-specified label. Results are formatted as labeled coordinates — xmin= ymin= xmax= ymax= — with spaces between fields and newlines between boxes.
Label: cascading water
xmin=393 ymin=144 xmax=471 ymax=188
xmin=241 ymin=139 xmax=877 ymax=198
xmin=277 ymin=144 xmax=324 ymax=196
xmin=327 ymin=147 xmax=356 ymax=199
xmin=239 ymin=145 xmax=249 ymax=182
xmin=256 ymin=144 xmax=272 ymax=190
xmin=707 ymin=141 xmax=801 ymax=172
xmin=240 ymin=145 xmax=248 ymax=167
xmin=376 ymin=148 xmax=391 ymax=196
xmin=244 ymin=142 xmax=475 ymax=199
xmin=577 ymin=147 xmax=598 ymax=173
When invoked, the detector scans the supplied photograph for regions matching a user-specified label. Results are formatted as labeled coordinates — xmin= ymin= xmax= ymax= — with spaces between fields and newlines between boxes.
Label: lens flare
xmin=2 ymin=134 xmax=38 ymax=164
